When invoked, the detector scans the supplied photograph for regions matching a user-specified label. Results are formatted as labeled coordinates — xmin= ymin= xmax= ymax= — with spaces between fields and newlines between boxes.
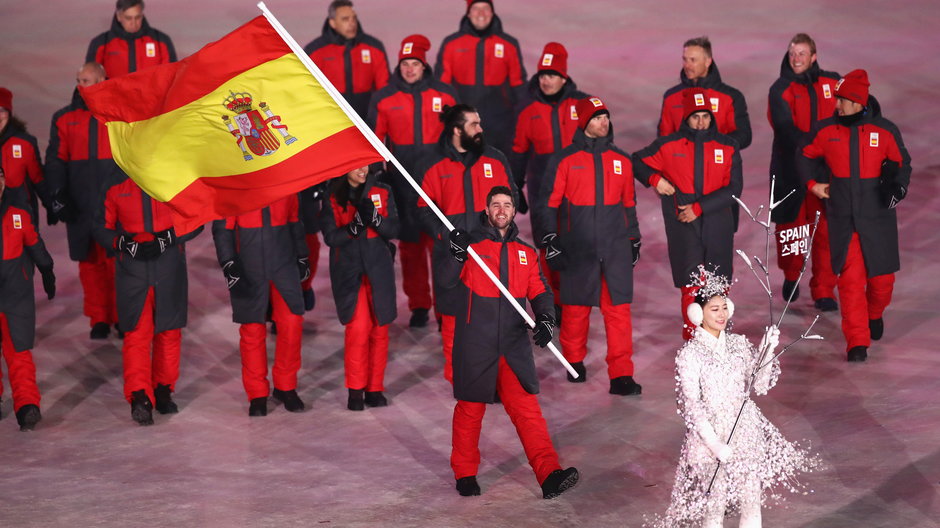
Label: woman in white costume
xmin=652 ymin=268 xmax=820 ymax=527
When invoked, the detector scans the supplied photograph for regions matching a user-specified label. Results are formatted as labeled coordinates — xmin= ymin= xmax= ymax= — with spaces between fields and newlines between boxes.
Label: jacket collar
xmin=680 ymin=60 xmax=723 ymax=89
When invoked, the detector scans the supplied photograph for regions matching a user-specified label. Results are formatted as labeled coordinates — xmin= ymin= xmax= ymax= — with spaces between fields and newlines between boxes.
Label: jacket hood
xmin=472 ymin=210 xmax=520 ymax=244
xmin=109 ymin=14 xmax=153 ymax=39
xmin=525 ymin=74 xmax=579 ymax=103
xmin=390 ymin=67 xmax=434 ymax=92
xmin=778 ymin=52 xmax=822 ymax=84
xmin=458 ymin=13 xmax=505 ymax=38
xmin=320 ymin=16 xmax=364 ymax=45
xmin=571 ymin=122 xmax=614 ymax=149
xmin=680 ymin=60 xmax=722 ymax=88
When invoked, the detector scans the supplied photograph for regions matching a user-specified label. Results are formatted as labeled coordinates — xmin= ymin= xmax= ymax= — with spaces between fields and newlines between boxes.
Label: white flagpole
xmin=256 ymin=2 xmax=577 ymax=378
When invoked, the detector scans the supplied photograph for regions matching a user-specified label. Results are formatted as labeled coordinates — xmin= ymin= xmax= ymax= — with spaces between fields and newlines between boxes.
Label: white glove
xmin=709 ymin=441 xmax=733 ymax=463
xmin=759 ymin=325 xmax=780 ymax=356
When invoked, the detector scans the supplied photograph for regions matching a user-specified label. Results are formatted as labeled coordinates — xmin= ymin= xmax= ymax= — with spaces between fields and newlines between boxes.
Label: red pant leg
xmin=79 ymin=242 xmax=118 ymax=326
xmin=151 ymin=328 xmax=181 ymax=390
xmin=807 ymin=196 xmax=837 ymax=300
xmin=776 ymin=216 xmax=805 ymax=282
xmin=301 ymin=233 xmax=321 ymax=291
xmin=271 ymin=284 xmax=303 ymax=391
xmin=497 ymin=357 xmax=562 ymax=484
xmin=344 ymin=279 xmax=372 ymax=390
xmin=837 ymin=234 xmax=870 ymax=350
xmin=538 ymin=248 xmax=561 ymax=303
xmin=0 ymin=314 xmax=41 ymax=411
xmin=366 ymin=281 xmax=389 ymax=391
xmin=559 ymin=304 xmax=591 ymax=364
xmin=867 ymin=273 xmax=895 ymax=320
xmin=122 ymin=288 xmax=156 ymax=402
xmin=399 ymin=233 xmax=433 ymax=311
xmin=599 ymin=278 xmax=634 ymax=378
xmin=681 ymin=286 xmax=697 ymax=341
xmin=239 ymin=322 xmax=269 ymax=400
xmin=451 ymin=399 xmax=486 ymax=479
xmin=441 ymin=314 xmax=456 ymax=383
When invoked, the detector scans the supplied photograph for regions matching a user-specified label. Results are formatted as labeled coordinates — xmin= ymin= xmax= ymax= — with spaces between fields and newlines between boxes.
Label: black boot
xmin=90 ymin=322 xmax=110 ymax=339
xmin=409 ymin=308 xmax=429 ymax=328
xmin=248 ymin=397 xmax=268 ymax=417
xmin=609 ymin=376 xmax=642 ymax=396
xmin=456 ymin=476 xmax=481 ymax=496
xmin=153 ymin=384 xmax=178 ymax=414
xmin=782 ymin=280 xmax=800 ymax=302
xmin=814 ymin=298 xmax=838 ymax=312
xmin=130 ymin=390 xmax=154 ymax=426
xmin=541 ymin=467 xmax=580 ymax=499
xmin=272 ymin=388 xmax=305 ymax=412
xmin=15 ymin=404 xmax=41 ymax=431
xmin=364 ymin=391 xmax=388 ymax=407
xmin=869 ymin=318 xmax=884 ymax=341
xmin=847 ymin=346 xmax=868 ymax=362
xmin=566 ymin=362 xmax=586 ymax=383
xmin=347 ymin=389 xmax=365 ymax=411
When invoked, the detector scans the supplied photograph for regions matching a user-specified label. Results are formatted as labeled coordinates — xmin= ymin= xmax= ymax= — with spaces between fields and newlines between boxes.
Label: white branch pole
xmin=257 ymin=3 xmax=577 ymax=378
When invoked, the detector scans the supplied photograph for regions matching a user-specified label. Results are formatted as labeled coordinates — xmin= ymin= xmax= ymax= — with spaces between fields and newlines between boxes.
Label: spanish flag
xmin=80 ymin=15 xmax=383 ymax=233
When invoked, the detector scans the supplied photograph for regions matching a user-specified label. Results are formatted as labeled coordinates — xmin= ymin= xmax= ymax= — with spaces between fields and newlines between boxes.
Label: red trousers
xmin=538 ymin=248 xmax=562 ymax=304
xmin=776 ymin=194 xmax=837 ymax=300
xmin=78 ymin=242 xmax=117 ymax=326
xmin=0 ymin=313 xmax=40 ymax=411
xmin=441 ymin=314 xmax=455 ymax=383
xmin=239 ymin=284 xmax=303 ymax=400
xmin=300 ymin=233 xmax=321 ymax=292
xmin=344 ymin=278 xmax=389 ymax=391
xmin=838 ymin=234 xmax=895 ymax=350
xmin=451 ymin=357 xmax=562 ymax=484
xmin=122 ymin=288 xmax=181 ymax=402
xmin=560 ymin=277 xmax=634 ymax=378
xmin=399 ymin=233 xmax=434 ymax=311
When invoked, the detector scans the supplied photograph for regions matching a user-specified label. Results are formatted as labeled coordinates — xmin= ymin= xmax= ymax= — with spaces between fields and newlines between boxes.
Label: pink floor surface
xmin=1 ymin=1 xmax=939 ymax=526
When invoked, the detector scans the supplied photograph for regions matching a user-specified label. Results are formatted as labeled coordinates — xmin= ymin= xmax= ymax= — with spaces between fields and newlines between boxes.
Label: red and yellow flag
xmin=80 ymin=16 xmax=382 ymax=233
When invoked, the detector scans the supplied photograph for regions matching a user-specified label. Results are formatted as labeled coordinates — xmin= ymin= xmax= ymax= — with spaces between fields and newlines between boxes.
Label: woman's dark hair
xmin=0 ymin=115 xmax=27 ymax=136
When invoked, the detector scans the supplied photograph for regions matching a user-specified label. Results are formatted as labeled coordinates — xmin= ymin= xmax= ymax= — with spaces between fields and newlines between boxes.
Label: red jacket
xmin=659 ymin=62 xmax=751 ymax=150
xmin=85 ymin=16 xmax=176 ymax=78
xmin=767 ymin=56 xmax=840 ymax=222
xmin=304 ymin=20 xmax=389 ymax=118
xmin=1 ymin=124 xmax=47 ymax=215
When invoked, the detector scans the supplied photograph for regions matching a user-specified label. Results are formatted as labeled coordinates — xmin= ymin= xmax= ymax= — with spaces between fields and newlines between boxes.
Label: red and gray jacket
xmin=367 ymin=69 xmax=458 ymax=241
xmin=634 ymin=118 xmax=743 ymax=288
xmin=46 ymin=88 xmax=126 ymax=262
xmin=510 ymin=76 xmax=588 ymax=215
xmin=416 ymin=135 xmax=517 ymax=315
xmin=434 ymin=14 xmax=526 ymax=152
xmin=659 ymin=61 xmax=751 ymax=150
xmin=768 ymin=56 xmax=840 ymax=223
xmin=320 ymin=175 xmax=399 ymax=326
xmin=536 ymin=127 xmax=640 ymax=306
xmin=304 ymin=19 xmax=390 ymax=119
xmin=441 ymin=214 xmax=553 ymax=403
xmin=212 ymin=195 xmax=308 ymax=324
xmin=94 ymin=177 xmax=202 ymax=333
xmin=797 ymin=96 xmax=911 ymax=277
xmin=0 ymin=194 xmax=53 ymax=352
xmin=85 ymin=16 xmax=176 ymax=78
xmin=1 ymin=123 xmax=49 ymax=218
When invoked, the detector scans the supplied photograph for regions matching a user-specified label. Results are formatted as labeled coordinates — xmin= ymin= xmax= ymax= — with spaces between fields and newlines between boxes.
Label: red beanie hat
xmin=399 ymin=34 xmax=431 ymax=66
xmin=466 ymin=0 xmax=493 ymax=13
xmin=576 ymin=96 xmax=608 ymax=129
xmin=683 ymin=87 xmax=710 ymax=120
xmin=537 ymin=42 xmax=568 ymax=79
xmin=0 ymin=87 xmax=12 ymax=113
xmin=835 ymin=69 xmax=870 ymax=106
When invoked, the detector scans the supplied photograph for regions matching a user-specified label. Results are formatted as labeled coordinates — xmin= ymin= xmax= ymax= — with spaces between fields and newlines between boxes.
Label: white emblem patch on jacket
xmin=483 ymin=163 xmax=493 ymax=178
xmin=12 ymin=214 xmax=22 ymax=229
xmin=371 ymin=193 xmax=382 ymax=209
xmin=432 ymin=97 xmax=442 ymax=112
xmin=822 ymin=83 xmax=832 ymax=99
xmin=12 ymin=144 xmax=22 ymax=158
xmin=870 ymin=132 xmax=879 ymax=147
xmin=495 ymin=43 xmax=504 ymax=58
xmin=613 ymin=159 xmax=622 ymax=175
xmin=518 ymin=250 xmax=528 ymax=265
xmin=710 ymin=97 xmax=720 ymax=113
xmin=361 ymin=49 xmax=372 ymax=63
xmin=146 ymin=42 xmax=156 ymax=58
xmin=570 ymin=105 xmax=578 ymax=120
xmin=714 ymin=149 xmax=724 ymax=164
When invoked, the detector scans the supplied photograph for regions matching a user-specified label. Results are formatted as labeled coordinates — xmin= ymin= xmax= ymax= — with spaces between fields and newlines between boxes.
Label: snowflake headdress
xmin=686 ymin=265 xmax=735 ymax=326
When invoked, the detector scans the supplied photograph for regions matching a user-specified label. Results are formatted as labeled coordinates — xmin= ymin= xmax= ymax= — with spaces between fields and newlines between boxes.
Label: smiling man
xmin=86 ymin=0 xmax=176 ymax=78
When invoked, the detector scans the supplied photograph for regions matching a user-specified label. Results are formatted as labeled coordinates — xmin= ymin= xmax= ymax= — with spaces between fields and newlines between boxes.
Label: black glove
xmin=358 ymin=196 xmax=382 ymax=227
xmin=516 ymin=189 xmax=529 ymax=215
xmin=155 ymin=228 xmax=176 ymax=252
xmin=879 ymin=160 xmax=906 ymax=209
xmin=46 ymin=206 xmax=59 ymax=226
xmin=631 ymin=238 xmax=642 ymax=267
xmin=532 ymin=312 xmax=555 ymax=348
xmin=116 ymin=234 xmax=142 ymax=259
xmin=346 ymin=212 xmax=365 ymax=238
xmin=541 ymin=233 xmax=565 ymax=271
xmin=38 ymin=265 xmax=56 ymax=300
xmin=50 ymin=192 xmax=75 ymax=224
xmin=449 ymin=228 xmax=470 ymax=262
xmin=298 ymin=257 xmax=311 ymax=281
xmin=222 ymin=259 xmax=244 ymax=289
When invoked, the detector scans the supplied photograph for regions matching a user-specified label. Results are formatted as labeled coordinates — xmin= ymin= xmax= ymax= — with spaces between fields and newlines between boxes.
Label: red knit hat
xmin=0 ymin=87 xmax=12 ymax=113
xmin=835 ymin=69 xmax=870 ymax=106
xmin=399 ymin=34 xmax=431 ymax=66
xmin=576 ymin=96 xmax=608 ymax=129
xmin=683 ymin=87 xmax=710 ymax=120
xmin=466 ymin=0 xmax=493 ymax=13
xmin=537 ymin=42 xmax=568 ymax=79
